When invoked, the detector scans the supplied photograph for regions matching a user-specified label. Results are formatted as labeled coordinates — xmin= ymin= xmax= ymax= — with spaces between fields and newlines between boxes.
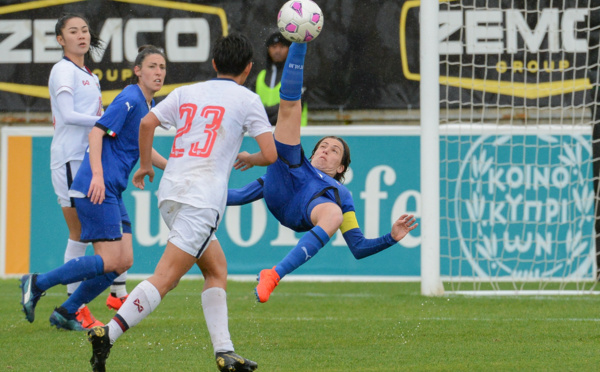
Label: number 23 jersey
xmin=152 ymin=78 xmax=272 ymax=216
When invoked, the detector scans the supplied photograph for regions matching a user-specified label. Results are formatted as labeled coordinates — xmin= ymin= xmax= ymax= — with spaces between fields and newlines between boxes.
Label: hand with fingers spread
xmin=391 ymin=214 xmax=418 ymax=242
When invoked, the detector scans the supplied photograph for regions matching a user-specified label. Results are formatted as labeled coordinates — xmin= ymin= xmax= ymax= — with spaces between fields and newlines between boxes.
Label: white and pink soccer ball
xmin=277 ymin=0 xmax=324 ymax=43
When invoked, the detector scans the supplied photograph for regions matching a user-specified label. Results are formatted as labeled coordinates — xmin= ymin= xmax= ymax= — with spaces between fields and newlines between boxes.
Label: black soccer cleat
xmin=49 ymin=306 xmax=84 ymax=331
xmin=88 ymin=326 xmax=112 ymax=372
xmin=20 ymin=273 xmax=44 ymax=323
xmin=215 ymin=351 xmax=258 ymax=371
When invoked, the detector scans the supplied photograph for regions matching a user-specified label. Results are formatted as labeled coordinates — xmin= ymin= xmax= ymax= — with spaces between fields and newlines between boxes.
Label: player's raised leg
xmin=272 ymin=42 xmax=307 ymax=146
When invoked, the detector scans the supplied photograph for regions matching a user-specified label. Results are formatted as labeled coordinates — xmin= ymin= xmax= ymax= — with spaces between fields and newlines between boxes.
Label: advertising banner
xmin=441 ymin=130 xmax=595 ymax=279
xmin=1 ymin=126 xmax=422 ymax=278
xmin=0 ymin=0 xmax=597 ymax=112
xmin=2 ymin=126 xmax=595 ymax=279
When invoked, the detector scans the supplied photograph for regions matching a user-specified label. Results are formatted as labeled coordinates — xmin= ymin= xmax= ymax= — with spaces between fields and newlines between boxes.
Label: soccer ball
xmin=277 ymin=0 xmax=324 ymax=43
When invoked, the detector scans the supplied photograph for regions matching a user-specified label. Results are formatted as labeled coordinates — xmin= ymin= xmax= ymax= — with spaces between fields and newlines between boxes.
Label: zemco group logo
xmin=399 ymin=0 xmax=593 ymax=100
xmin=0 ymin=0 xmax=228 ymax=106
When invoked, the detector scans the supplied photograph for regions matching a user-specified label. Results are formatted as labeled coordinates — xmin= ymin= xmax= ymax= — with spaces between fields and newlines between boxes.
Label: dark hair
xmin=132 ymin=45 xmax=166 ymax=83
xmin=266 ymin=32 xmax=291 ymax=48
xmin=55 ymin=13 xmax=102 ymax=59
xmin=311 ymin=136 xmax=352 ymax=182
xmin=212 ymin=33 xmax=253 ymax=76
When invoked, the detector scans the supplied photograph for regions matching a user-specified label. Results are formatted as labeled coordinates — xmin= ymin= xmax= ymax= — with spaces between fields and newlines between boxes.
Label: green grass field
xmin=2 ymin=278 xmax=599 ymax=371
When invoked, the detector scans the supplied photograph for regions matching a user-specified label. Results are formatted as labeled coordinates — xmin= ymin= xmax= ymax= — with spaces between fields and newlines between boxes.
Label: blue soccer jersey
xmin=228 ymin=139 xmax=397 ymax=259
xmin=71 ymin=84 xmax=153 ymax=202
xmin=263 ymin=141 xmax=354 ymax=232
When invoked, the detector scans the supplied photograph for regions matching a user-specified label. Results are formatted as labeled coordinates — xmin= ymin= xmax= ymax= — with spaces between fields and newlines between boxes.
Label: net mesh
xmin=438 ymin=0 xmax=600 ymax=293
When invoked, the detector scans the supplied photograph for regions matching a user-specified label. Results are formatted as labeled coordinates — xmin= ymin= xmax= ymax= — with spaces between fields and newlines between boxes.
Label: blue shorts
xmin=75 ymin=197 xmax=132 ymax=243
xmin=263 ymin=140 xmax=338 ymax=232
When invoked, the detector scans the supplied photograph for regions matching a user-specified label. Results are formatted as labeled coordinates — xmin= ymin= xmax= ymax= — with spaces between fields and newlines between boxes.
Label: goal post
xmin=420 ymin=0 xmax=444 ymax=296
xmin=420 ymin=0 xmax=600 ymax=295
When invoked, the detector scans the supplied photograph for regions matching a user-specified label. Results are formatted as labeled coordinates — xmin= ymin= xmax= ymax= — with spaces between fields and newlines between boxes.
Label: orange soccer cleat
xmin=254 ymin=266 xmax=280 ymax=303
xmin=75 ymin=305 xmax=104 ymax=329
xmin=106 ymin=293 xmax=128 ymax=310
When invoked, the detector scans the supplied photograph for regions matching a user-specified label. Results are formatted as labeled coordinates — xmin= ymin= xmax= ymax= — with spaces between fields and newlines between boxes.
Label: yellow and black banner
xmin=0 ymin=0 xmax=598 ymax=112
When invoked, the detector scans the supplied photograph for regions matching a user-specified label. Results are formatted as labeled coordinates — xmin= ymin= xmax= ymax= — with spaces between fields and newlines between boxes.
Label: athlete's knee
xmin=330 ymin=212 xmax=344 ymax=229
xmin=314 ymin=209 xmax=343 ymax=236
xmin=147 ymin=274 xmax=179 ymax=298
xmin=321 ymin=209 xmax=343 ymax=232
xmin=116 ymin=259 xmax=133 ymax=275
xmin=167 ymin=277 xmax=181 ymax=292
xmin=100 ymin=254 xmax=132 ymax=274
xmin=201 ymin=263 xmax=227 ymax=288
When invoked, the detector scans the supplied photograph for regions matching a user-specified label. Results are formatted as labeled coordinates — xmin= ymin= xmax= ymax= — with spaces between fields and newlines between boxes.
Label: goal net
xmin=432 ymin=0 xmax=600 ymax=294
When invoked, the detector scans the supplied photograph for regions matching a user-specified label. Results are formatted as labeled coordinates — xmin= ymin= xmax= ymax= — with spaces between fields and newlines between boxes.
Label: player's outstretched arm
xmin=133 ymin=112 xmax=161 ymax=190
xmin=227 ymin=178 xmax=265 ymax=206
xmin=341 ymin=212 xmax=418 ymax=260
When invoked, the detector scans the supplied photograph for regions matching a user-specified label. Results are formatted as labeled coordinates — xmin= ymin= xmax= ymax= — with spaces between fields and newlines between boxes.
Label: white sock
xmin=64 ymin=239 xmax=88 ymax=295
xmin=110 ymin=272 xmax=128 ymax=297
xmin=107 ymin=280 xmax=162 ymax=344
xmin=202 ymin=287 xmax=234 ymax=354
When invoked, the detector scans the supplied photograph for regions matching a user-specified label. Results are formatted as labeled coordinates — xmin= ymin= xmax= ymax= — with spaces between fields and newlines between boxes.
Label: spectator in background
xmin=253 ymin=32 xmax=308 ymax=126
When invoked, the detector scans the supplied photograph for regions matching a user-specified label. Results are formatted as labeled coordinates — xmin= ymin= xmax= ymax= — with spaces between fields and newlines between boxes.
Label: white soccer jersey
xmin=49 ymin=58 xmax=102 ymax=169
xmin=152 ymin=78 xmax=272 ymax=217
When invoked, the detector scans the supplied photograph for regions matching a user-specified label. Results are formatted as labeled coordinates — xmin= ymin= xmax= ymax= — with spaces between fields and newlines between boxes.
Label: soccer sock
xmin=61 ymin=271 xmax=118 ymax=314
xmin=35 ymin=255 xmax=104 ymax=292
xmin=279 ymin=42 xmax=307 ymax=101
xmin=64 ymin=239 xmax=88 ymax=295
xmin=110 ymin=271 xmax=128 ymax=297
xmin=107 ymin=280 xmax=162 ymax=344
xmin=275 ymin=225 xmax=330 ymax=278
xmin=202 ymin=287 xmax=234 ymax=354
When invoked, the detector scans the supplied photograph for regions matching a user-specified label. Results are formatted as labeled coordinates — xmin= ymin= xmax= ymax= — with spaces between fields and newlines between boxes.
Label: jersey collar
xmin=212 ymin=77 xmax=236 ymax=83
xmin=63 ymin=56 xmax=93 ymax=77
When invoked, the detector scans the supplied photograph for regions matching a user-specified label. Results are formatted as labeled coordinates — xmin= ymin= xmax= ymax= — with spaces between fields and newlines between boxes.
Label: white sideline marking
xmin=418 ymin=317 xmax=600 ymax=322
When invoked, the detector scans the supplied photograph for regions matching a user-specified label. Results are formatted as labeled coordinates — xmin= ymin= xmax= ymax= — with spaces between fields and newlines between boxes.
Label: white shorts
xmin=51 ymin=160 xmax=82 ymax=208
xmin=159 ymin=200 xmax=219 ymax=258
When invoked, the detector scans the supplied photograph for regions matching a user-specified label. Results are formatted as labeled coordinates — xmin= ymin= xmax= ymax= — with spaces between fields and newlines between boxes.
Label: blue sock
xmin=279 ymin=43 xmax=307 ymax=101
xmin=62 ymin=271 xmax=118 ymax=314
xmin=35 ymin=255 xmax=104 ymax=292
xmin=275 ymin=225 xmax=330 ymax=278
